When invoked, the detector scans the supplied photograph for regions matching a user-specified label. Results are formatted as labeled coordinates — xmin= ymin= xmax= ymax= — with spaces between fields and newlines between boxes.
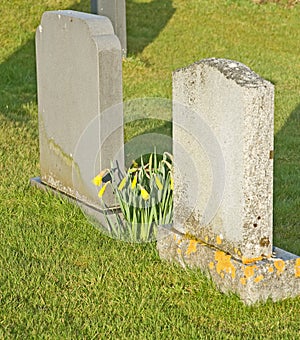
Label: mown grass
xmin=0 ymin=0 xmax=299 ymax=338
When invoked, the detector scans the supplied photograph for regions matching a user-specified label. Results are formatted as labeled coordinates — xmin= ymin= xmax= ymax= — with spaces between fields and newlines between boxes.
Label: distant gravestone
xmin=172 ymin=58 xmax=274 ymax=263
xmin=35 ymin=10 xmax=124 ymax=208
xmin=91 ymin=0 xmax=127 ymax=57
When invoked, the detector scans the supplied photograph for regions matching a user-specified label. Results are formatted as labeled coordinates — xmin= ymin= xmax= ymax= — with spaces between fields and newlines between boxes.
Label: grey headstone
xmin=172 ymin=58 xmax=274 ymax=262
xmin=36 ymin=10 xmax=124 ymax=208
xmin=91 ymin=0 xmax=127 ymax=57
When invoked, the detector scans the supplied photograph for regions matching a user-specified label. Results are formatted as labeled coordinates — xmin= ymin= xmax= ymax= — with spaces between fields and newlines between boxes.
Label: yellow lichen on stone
xmin=234 ymin=248 xmax=242 ymax=257
xmin=205 ymin=236 xmax=208 ymax=243
xmin=186 ymin=240 xmax=198 ymax=256
xmin=216 ymin=235 xmax=222 ymax=245
xmin=268 ymin=266 xmax=274 ymax=273
xmin=254 ymin=275 xmax=264 ymax=283
xmin=243 ymin=265 xmax=258 ymax=279
xmin=274 ymin=259 xmax=285 ymax=276
xmin=177 ymin=248 xmax=182 ymax=255
xmin=173 ymin=234 xmax=182 ymax=245
xmin=295 ymin=258 xmax=300 ymax=278
xmin=215 ymin=250 xmax=236 ymax=279
xmin=209 ymin=262 xmax=214 ymax=270
xmin=240 ymin=277 xmax=247 ymax=285
xmin=242 ymin=256 xmax=263 ymax=264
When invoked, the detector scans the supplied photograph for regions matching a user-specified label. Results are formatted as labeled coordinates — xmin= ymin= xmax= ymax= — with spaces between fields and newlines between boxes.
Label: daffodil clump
xmin=92 ymin=151 xmax=173 ymax=242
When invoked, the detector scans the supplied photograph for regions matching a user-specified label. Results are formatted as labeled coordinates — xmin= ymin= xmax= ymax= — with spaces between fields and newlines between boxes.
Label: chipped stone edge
xmin=157 ymin=225 xmax=300 ymax=305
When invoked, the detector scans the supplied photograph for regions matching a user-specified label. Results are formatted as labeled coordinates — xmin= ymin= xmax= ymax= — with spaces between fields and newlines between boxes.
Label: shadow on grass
xmin=273 ymin=103 xmax=300 ymax=254
xmin=0 ymin=37 xmax=37 ymax=124
xmin=126 ymin=0 xmax=175 ymax=55
xmin=124 ymin=119 xmax=172 ymax=167
xmin=0 ymin=0 xmax=90 ymax=125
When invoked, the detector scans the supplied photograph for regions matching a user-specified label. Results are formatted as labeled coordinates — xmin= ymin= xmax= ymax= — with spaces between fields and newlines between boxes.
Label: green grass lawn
xmin=0 ymin=0 xmax=300 ymax=338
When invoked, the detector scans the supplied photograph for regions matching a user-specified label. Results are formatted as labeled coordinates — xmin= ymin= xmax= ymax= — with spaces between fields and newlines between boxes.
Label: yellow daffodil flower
xmin=98 ymin=182 xmax=109 ymax=198
xmin=92 ymin=174 xmax=102 ymax=186
xmin=155 ymin=175 xmax=163 ymax=191
xmin=118 ymin=177 xmax=127 ymax=190
xmin=92 ymin=169 xmax=108 ymax=186
xmin=140 ymin=185 xmax=150 ymax=200
xmin=132 ymin=160 xmax=139 ymax=168
xmin=131 ymin=173 xmax=137 ymax=189
xmin=170 ymin=173 xmax=174 ymax=191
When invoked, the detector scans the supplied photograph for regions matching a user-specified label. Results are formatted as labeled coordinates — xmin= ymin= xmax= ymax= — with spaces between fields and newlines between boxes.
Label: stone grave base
xmin=157 ymin=225 xmax=300 ymax=305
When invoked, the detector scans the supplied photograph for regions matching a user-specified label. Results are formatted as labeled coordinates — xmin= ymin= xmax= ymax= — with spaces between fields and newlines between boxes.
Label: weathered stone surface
xmin=36 ymin=10 xmax=124 ymax=207
xmin=157 ymin=226 xmax=300 ymax=305
xmin=172 ymin=58 xmax=274 ymax=262
xmin=91 ymin=0 xmax=127 ymax=57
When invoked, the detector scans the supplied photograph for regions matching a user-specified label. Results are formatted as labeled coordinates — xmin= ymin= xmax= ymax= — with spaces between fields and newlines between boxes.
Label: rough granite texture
xmin=91 ymin=0 xmax=127 ymax=57
xmin=36 ymin=10 xmax=124 ymax=208
xmin=157 ymin=226 xmax=300 ymax=305
xmin=172 ymin=58 xmax=274 ymax=262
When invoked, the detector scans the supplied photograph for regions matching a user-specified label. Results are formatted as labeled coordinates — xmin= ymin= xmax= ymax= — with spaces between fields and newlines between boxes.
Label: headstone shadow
xmin=126 ymin=0 xmax=175 ymax=55
xmin=274 ymin=103 xmax=300 ymax=255
xmin=0 ymin=38 xmax=37 ymax=125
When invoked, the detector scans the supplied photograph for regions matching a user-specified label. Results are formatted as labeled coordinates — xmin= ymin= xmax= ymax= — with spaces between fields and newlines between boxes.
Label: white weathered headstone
xmin=172 ymin=58 xmax=274 ymax=262
xmin=157 ymin=58 xmax=300 ymax=304
xmin=36 ymin=10 xmax=124 ymax=207
xmin=91 ymin=0 xmax=127 ymax=57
